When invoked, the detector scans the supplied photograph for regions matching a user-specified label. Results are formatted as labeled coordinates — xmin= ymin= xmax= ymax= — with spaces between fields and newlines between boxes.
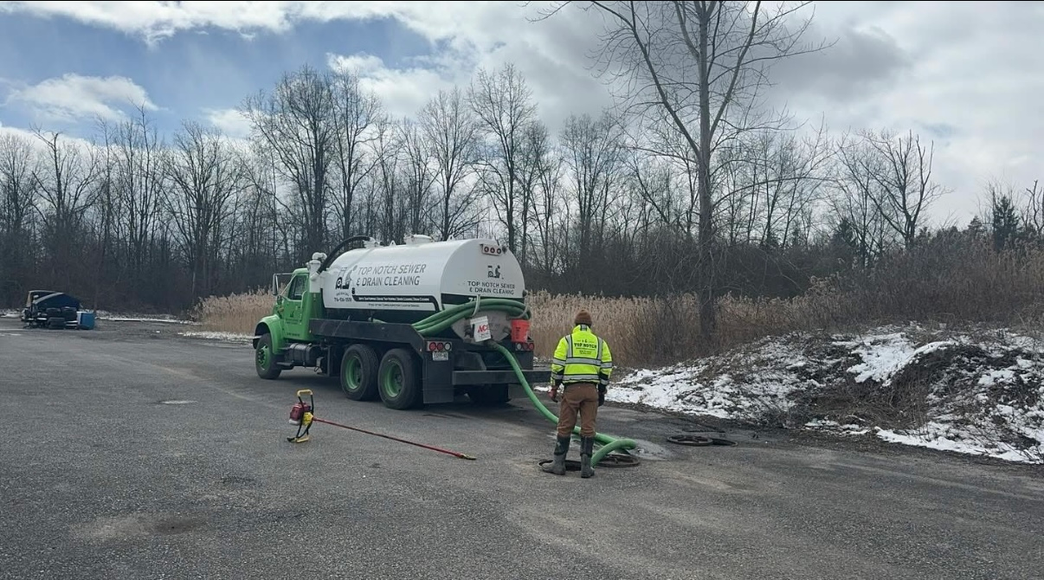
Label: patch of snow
xmin=845 ymin=333 xmax=914 ymax=384
xmin=99 ymin=314 xmax=197 ymax=325
xmin=612 ymin=339 xmax=808 ymax=424
xmin=179 ymin=331 xmax=252 ymax=342
xmin=876 ymin=421 xmax=1042 ymax=464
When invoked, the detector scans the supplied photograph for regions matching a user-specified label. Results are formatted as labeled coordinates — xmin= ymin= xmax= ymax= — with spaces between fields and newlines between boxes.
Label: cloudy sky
xmin=0 ymin=1 xmax=1040 ymax=225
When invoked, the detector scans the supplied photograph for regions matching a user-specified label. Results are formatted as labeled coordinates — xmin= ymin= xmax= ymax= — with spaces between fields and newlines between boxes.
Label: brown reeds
xmin=196 ymin=238 xmax=1044 ymax=368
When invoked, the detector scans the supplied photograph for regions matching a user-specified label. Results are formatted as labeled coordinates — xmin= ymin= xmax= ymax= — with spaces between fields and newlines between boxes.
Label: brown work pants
xmin=557 ymin=382 xmax=599 ymax=438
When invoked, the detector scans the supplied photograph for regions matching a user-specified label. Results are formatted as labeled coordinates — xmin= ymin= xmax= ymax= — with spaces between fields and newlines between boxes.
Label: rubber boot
xmin=542 ymin=436 xmax=570 ymax=475
xmin=580 ymin=436 xmax=595 ymax=478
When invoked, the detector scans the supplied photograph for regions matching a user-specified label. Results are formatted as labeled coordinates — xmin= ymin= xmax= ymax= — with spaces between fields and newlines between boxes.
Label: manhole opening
xmin=537 ymin=453 xmax=640 ymax=470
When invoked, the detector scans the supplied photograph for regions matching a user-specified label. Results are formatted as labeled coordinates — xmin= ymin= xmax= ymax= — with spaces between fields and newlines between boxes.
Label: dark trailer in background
xmin=21 ymin=291 xmax=96 ymax=330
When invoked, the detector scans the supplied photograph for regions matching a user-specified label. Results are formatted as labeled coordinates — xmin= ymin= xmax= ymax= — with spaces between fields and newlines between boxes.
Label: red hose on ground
xmin=311 ymin=417 xmax=477 ymax=460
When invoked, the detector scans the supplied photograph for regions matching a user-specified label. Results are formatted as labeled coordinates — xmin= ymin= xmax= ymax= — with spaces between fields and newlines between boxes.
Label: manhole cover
xmin=667 ymin=434 xmax=738 ymax=446
xmin=597 ymin=453 xmax=640 ymax=467
xmin=667 ymin=434 xmax=712 ymax=446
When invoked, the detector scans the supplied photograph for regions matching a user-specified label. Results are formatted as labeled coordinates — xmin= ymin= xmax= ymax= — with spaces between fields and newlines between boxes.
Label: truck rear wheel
xmin=341 ymin=344 xmax=379 ymax=401
xmin=378 ymin=348 xmax=421 ymax=410
xmin=255 ymin=333 xmax=281 ymax=380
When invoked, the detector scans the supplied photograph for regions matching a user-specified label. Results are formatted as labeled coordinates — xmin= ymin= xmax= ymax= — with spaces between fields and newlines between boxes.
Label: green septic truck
xmin=253 ymin=235 xmax=552 ymax=410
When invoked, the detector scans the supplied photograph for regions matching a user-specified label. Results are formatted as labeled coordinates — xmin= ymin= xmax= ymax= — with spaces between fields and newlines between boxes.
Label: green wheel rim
xmin=343 ymin=355 xmax=363 ymax=392
xmin=381 ymin=360 xmax=403 ymax=398
xmin=257 ymin=345 xmax=270 ymax=369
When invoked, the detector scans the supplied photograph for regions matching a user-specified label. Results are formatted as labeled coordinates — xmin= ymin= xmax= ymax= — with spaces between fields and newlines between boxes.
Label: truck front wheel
xmin=378 ymin=348 xmax=421 ymax=410
xmin=255 ymin=333 xmax=281 ymax=380
xmin=341 ymin=344 xmax=379 ymax=401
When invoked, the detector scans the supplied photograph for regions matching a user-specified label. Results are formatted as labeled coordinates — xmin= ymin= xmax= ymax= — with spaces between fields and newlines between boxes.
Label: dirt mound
xmin=611 ymin=326 xmax=1044 ymax=464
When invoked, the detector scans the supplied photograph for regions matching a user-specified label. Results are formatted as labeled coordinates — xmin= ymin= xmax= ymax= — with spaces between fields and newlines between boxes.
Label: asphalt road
xmin=1 ymin=317 xmax=1042 ymax=580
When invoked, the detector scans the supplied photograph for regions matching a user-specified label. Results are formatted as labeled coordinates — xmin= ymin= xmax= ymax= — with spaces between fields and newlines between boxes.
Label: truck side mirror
xmin=271 ymin=274 xmax=280 ymax=296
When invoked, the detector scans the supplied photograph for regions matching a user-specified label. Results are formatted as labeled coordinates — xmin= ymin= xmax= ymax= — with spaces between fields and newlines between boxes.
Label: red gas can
xmin=510 ymin=319 xmax=530 ymax=343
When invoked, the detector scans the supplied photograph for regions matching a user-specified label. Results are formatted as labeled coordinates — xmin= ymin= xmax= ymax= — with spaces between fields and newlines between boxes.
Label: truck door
xmin=282 ymin=273 xmax=308 ymax=340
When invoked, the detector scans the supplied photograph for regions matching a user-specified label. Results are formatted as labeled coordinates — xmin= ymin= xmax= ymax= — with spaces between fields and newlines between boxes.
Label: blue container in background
xmin=78 ymin=311 xmax=96 ymax=330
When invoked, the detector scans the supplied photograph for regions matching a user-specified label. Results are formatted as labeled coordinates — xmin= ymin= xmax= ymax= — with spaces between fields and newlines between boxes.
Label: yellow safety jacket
xmin=550 ymin=325 xmax=613 ymax=388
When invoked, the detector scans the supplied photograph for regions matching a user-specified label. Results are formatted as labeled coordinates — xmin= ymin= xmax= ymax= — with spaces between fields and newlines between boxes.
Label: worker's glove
xmin=550 ymin=379 xmax=562 ymax=402
xmin=598 ymin=392 xmax=605 ymax=407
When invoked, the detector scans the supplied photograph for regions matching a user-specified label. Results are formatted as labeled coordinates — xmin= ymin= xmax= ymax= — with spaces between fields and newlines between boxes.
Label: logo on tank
xmin=334 ymin=266 xmax=358 ymax=301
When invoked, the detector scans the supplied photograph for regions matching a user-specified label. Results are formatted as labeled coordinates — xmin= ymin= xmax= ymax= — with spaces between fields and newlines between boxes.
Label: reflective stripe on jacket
xmin=550 ymin=325 xmax=613 ymax=386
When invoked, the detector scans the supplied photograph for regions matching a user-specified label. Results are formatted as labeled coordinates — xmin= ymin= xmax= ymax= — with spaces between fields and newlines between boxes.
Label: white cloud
xmin=1 ymin=1 xmax=1042 ymax=225
xmin=767 ymin=2 xmax=1044 ymax=225
xmin=203 ymin=107 xmax=253 ymax=139
xmin=0 ymin=1 xmax=472 ymax=44
xmin=327 ymin=53 xmax=460 ymax=120
xmin=6 ymin=73 xmax=157 ymax=122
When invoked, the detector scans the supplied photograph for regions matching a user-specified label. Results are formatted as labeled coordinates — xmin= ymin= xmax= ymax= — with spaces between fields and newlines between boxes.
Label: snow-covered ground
xmin=608 ymin=326 xmax=1044 ymax=465
xmin=178 ymin=330 xmax=253 ymax=342
xmin=93 ymin=310 xmax=198 ymax=325
xmin=1 ymin=308 xmax=197 ymax=324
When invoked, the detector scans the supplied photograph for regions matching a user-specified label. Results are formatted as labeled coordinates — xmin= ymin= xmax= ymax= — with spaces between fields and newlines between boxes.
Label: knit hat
xmin=574 ymin=309 xmax=592 ymax=327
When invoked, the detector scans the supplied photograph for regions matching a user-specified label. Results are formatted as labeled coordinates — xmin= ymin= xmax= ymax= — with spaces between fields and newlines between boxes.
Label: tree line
xmin=0 ymin=2 xmax=1038 ymax=337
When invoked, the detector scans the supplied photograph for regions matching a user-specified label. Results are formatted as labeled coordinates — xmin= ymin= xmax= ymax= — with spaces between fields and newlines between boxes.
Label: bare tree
xmin=242 ymin=64 xmax=336 ymax=257
xmin=398 ymin=117 xmax=436 ymax=236
xmin=516 ymin=121 xmax=556 ymax=266
xmin=1020 ymin=180 xmax=1044 ymax=237
xmin=723 ymin=124 xmax=831 ymax=247
xmin=532 ymin=138 xmax=567 ymax=279
xmin=0 ymin=134 xmax=40 ymax=302
xmin=165 ymin=121 xmax=243 ymax=300
xmin=468 ymin=63 xmax=537 ymax=253
xmin=371 ymin=114 xmax=406 ymax=242
xmin=559 ymin=0 xmax=825 ymax=341
xmin=420 ymin=86 xmax=482 ymax=241
xmin=100 ymin=104 xmax=167 ymax=273
xmin=240 ymin=142 xmax=292 ymax=275
xmin=331 ymin=70 xmax=381 ymax=241
xmin=561 ymin=110 xmax=625 ymax=278
xmin=836 ymin=129 xmax=943 ymax=248
xmin=829 ymin=144 xmax=894 ymax=268
xmin=31 ymin=129 xmax=101 ymax=284
xmin=0 ymin=134 xmax=38 ymax=235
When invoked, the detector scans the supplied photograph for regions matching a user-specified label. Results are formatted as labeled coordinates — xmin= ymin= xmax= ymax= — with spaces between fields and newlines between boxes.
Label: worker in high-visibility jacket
xmin=543 ymin=309 xmax=613 ymax=478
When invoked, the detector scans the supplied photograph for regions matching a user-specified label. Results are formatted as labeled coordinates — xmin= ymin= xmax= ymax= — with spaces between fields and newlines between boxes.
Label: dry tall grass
xmin=196 ymin=238 xmax=1044 ymax=368
xmin=195 ymin=288 xmax=273 ymax=335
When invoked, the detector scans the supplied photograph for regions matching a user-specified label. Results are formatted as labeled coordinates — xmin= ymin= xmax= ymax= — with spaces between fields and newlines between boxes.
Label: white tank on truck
xmin=313 ymin=235 xmax=526 ymax=339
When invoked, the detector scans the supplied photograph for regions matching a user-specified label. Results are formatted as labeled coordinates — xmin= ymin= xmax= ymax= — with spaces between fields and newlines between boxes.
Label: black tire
xmin=340 ymin=344 xmax=379 ymax=401
xmin=377 ymin=348 xmax=421 ymax=410
xmin=467 ymin=384 xmax=510 ymax=406
xmin=47 ymin=316 xmax=64 ymax=330
xmin=255 ymin=333 xmax=282 ymax=380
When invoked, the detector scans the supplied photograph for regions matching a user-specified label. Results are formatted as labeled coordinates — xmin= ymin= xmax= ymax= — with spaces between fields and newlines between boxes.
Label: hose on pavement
xmin=411 ymin=299 xmax=638 ymax=467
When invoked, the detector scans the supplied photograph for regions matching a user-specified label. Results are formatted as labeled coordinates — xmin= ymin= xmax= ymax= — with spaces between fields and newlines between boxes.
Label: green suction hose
xmin=490 ymin=343 xmax=638 ymax=466
xmin=410 ymin=299 xmax=638 ymax=467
